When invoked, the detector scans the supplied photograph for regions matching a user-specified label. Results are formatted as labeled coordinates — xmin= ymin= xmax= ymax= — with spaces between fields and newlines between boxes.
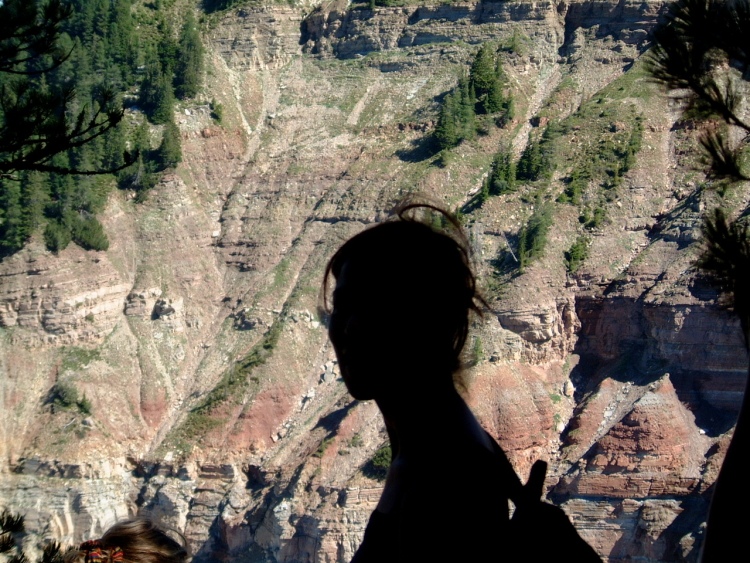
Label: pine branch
xmin=0 ymin=85 xmax=127 ymax=175
xmin=701 ymin=77 xmax=750 ymax=134
xmin=648 ymin=0 xmax=750 ymax=182
xmin=0 ymin=44 xmax=73 ymax=76
xmin=0 ymin=0 xmax=73 ymax=74
xmin=698 ymin=208 xmax=750 ymax=346
xmin=0 ymin=510 xmax=24 ymax=560
xmin=40 ymin=541 xmax=64 ymax=563
xmin=699 ymin=131 xmax=750 ymax=181
xmin=0 ymin=510 xmax=25 ymax=534
xmin=0 ymin=532 xmax=15 ymax=554
xmin=0 ymin=151 xmax=137 ymax=179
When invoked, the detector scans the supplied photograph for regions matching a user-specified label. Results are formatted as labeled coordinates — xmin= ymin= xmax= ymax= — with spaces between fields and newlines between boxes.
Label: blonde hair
xmin=64 ymin=519 xmax=188 ymax=563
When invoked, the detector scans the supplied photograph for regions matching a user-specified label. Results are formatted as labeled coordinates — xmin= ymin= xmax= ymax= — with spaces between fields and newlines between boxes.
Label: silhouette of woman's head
xmin=323 ymin=202 xmax=481 ymax=401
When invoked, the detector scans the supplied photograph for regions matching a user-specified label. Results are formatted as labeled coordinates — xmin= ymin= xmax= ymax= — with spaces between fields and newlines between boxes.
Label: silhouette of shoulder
xmin=353 ymin=439 xmax=512 ymax=562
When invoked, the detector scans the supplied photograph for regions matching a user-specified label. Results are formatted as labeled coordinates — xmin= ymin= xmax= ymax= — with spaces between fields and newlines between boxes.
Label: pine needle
xmin=698 ymin=208 xmax=750 ymax=346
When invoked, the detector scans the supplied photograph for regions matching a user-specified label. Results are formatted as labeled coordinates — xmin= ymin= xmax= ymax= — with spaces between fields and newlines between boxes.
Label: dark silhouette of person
xmin=698 ymin=225 xmax=750 ymax=562
xmin=323 ymin=201 xmax=601 ymax=562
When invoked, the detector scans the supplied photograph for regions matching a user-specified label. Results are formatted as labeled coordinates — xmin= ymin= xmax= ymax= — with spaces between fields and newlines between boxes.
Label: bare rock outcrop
xmin=212 ymin=6 xmax=304 ymax=70
xmin=495 ymin=296 xmax=581 ymax=362
xmin=552 ymin=376 xmax=713 ymax=560
xmin=301 ymin=1 xmax=664 ymax=62
xmin=0 ymin=245 xmax=130 ymax=345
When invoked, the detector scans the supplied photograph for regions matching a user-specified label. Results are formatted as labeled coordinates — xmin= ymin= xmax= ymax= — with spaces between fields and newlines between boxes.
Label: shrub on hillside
xmin=519 ymin=201 xmax=554 ymax=271
xmin=69 ymin=215 xmax=110 ymax=251
xmin=49 ymin=382 xmax=93 ymax=415
xmin=362 ymin=444 xmax=391 ymax=481
xmin=44 ymin=221 xmax=72 ymax=253
xmin=565 ymin=236 xmax=590 ymax=273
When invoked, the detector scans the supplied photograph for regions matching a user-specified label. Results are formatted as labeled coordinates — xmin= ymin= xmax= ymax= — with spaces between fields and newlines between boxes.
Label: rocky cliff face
xmin=2 ymin=1 xmax=748 ymax=562
xmin=300 ymin=0 xmax=661 ymax=58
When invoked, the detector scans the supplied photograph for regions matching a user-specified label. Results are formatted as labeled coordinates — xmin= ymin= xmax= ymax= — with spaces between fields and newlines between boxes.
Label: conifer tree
xmin=485 ymin=81 xmax=505 ymax=115
xmin=69 ymin=213 xmax=109 ymax=251
xmin=0 ymin=178 xmax=28 ymax=254
xmin=496 ymin=96 xmax=515 ymax=128
xmin=155 ymin=117 xmax=182 ymax=170
xmin=459 ymin=77 xmax=476 ymax=141
xmin=435 ymin=92 xmax=459 ymax=150
xmin=119 ymin=120 xmax=157 ymax=193
xmin=485 ymin=59 xmax=507 ymax=114
xmin=470 ymin=43 xmax=497 ymax=113
xmin=21 ymin=171 xmax=47 ymax=231
xmin=489 ymin=150 xmax=516 ymax=195
xmin=518 ymin=200 xmax=553 ymax=271
xmin=157 ymin=20 xmax=179 ymax=79
xmin=107 ymin=0 xmax=136 ymax=81
xmin=92 ymin=0 xmax=110 ymax=41
xmin=517 ymin=135 xmax=543 ymax=181
xmin=152 ymin=71 xmax=176 ymax=125
xmin=43 ymin=217 xmax=70 ymax=253
xmin=210 ymin=98 xmax=224 ymax=124
xmin=477 ymin=178 xmax=490 ymax=207
xmin=174 ymin=12 xmax=203 ymax=99
xmin=470 ymin=43 xmax=510 ymax=115
xmin=102 ymin=123 xmax=128 ymax=172
xmin=140 ymin=59 xmax=175 ymax=125
xmin=505 ymin=97 xmax=515 ymax=120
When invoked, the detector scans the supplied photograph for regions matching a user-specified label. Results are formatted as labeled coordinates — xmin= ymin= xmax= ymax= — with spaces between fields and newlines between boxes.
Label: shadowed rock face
xmin=1 ymin=1 xmax=747 ymax=562
xmin=573 ymin=294 xmax=747 ymax=433
xmin=301 ymin=1 xmax=664 ymax=60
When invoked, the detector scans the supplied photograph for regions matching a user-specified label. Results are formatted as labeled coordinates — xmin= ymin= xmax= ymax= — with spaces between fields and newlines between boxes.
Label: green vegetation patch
xmin=518 ymin=200 xmax=554 ymax=272
xmin=564 ymin=235 xmax=590 ymax=273
xmin=49 ymin=381 xmax=92 ymax=415
xmin=314 ymin=436 xmax=334 ymax=458
xmin=161 ymin=310 xmax=287 ymax=455
xmin=469 ymin=336 xmax=483 ymax=366
xmin=516 ymin=64 xmax=648 ymax=208
xmin=474 ymin=147 xmax=516 ymax=208
xmin=598 ymin=60 xmax=654 ymax=101
xmin=0 ymin=0 xmax=202 ymax=257
xmin=362 ymin=443 xmax=392 ymax=481
xmin=61 ymin=347 xmax=102 ymax=372
xmin=435 ymin=43 xmax=514 ymax=153
xmin=580 ymin=206 xmax=606 ymax=231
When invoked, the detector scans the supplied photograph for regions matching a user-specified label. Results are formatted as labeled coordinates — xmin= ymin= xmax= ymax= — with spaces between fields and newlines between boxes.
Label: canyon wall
xmin=2 ymin=1 xmax=748 ymax=562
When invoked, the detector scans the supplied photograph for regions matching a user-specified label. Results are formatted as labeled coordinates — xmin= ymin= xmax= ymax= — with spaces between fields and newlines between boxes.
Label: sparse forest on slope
xmin=1 ymin=1 xmax=748 ymax=562
xmin=0 ymin=0 xmax=202 ymax=257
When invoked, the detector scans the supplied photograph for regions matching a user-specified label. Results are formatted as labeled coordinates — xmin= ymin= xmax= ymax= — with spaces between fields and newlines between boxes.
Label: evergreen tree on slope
xmin=174 ymin=11 xmax=203 ymax=99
